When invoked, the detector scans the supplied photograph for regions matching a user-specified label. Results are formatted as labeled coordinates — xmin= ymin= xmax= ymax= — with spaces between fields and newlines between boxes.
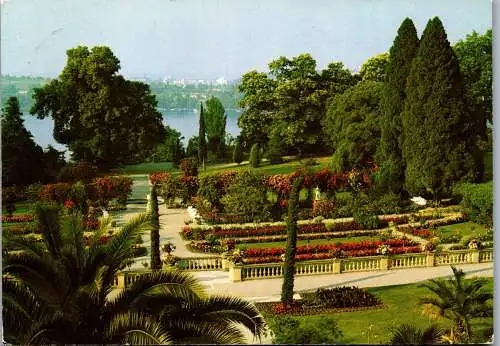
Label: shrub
xmin=249 ymin=143 xmax=260 ymax=168
xmin=233 ymin=139 xmax=244 ymax=165
xmin=39 ymin=183 xmax=73 ymax=204
xmin=353 ymin=210 xmax=380 ymax=229
xmin=369 ymin=192 xmax=402 ymax=215
xmin=25 ymin=183 xmax=44 ymax=202
xmin=57 ymin=161 xmax=97 ymax=182
xmin=301 ymin=286 xmax=381 ymax=308
xmin=312 ymin=199 xmax=336 ymax=218
xmin=268 ymin=316 xmax=343 ymax=344
xmin=179 ymin=158 xmax=198 ymax=176
xmin=453 ymin=182 xmax=492 ymax=226
xmin=221 ymin=171 xmax=270 ymax=222
xmin=267 ymin=135 xmax=283 ymax=164
xmin=2 ymin=186 xmax=18 ymax=216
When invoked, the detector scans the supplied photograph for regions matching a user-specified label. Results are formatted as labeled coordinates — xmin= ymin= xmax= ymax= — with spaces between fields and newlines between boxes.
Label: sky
xmin=0 ymin=0 xmax=492 ymax=81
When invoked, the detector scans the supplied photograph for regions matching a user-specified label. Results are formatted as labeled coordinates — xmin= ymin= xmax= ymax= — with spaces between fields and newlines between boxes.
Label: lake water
xmin=23 ymin=108 xmax=242 ymax=155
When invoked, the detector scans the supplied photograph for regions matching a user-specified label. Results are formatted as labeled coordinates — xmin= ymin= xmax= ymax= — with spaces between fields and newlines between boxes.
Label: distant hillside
xmin=0 ymin=75 xmax=242 ymax=113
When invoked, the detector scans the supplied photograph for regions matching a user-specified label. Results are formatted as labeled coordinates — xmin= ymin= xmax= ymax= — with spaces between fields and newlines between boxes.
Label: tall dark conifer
xmin=198 ymin=102 xmax=207 ymax=170
xmin=402 ymin=17 xmax=483 ymax=199
xmin=376 ymin=18 xmax=419 ymax=195
xmin=281 ymin=175 xmax=303 ymax=305
xmin=149 ymin=185 xmax=161 ymax=270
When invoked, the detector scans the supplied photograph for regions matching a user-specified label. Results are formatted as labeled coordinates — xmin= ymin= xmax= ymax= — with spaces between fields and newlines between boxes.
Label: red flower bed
xmin=83 ymin=219 xmax=100 ymax=230
xmin=39 ymin=183 xmax=72 ymax=203
xmin=411 ymin=229 xmax=433 ymax=239
xmin=150 ymin=172 xmax=171 ymax=185
xmin=2 ymin=215 xmax=35 ymax=223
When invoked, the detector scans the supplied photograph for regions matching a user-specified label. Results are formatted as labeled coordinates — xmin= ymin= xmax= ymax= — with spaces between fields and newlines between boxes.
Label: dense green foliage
xmin=402 ymin=18 xmax=484 ymax=198
xmin=249 ymin=143 xmax=261 ymax=168
xmin=268 ymin=316 xmax=343 ymax=344
xmin=220 ymin=171 xmax=269 ymax=222
xmin=453 ymin=182 xmax=492 ymax=226
xmin=453 ymin=29 xmax=492 ymax=124
xmin=3 ymin=204 xmax=267 ymax=344
xmin=232 ymin=138 xmax=244 ymax=164
xmin=376 ymin=18 xmax=419 ymax=195
xmin=281 ymin=175 xmax=303 ymax=304
xmin=324 ymin=81 xmax=383 ymax=172
xmin=149 ymin=185 xmax=161 ymax=270
xmin=30 ymin=46 xmax=165 ymax=169
xmin=204 ymin=97 xmax=227 ymax=160
xmin=1 ymin=97 xmax=44 ymax=186
xmin=359 ymin=53 xmax=390 ymax=82
xmin=267 ymin=133 xmax=283 ymax=164
xmin=150 ymin=125 xmax=185 ymax=165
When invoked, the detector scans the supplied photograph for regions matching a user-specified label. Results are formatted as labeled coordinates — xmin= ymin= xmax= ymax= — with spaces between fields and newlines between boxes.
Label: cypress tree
xmin=402 ymin=17 xmax=483 ymax=199
xmin=281 ymin=175 xmax=303 ymax=305
xmin=267 ymin=133 xmax=283 ymax=164
xmin=249 ymin=143 xmax=260 ymax=168
xmin=150 ymin=185 xmax=161 ymax=270
xmin=376 ymin=18 xmax=419 ymax=195
xmin=233 ymin=139 xmax=244 ymax=164
xmin=198 ymin=102 xmax=207 ymax=170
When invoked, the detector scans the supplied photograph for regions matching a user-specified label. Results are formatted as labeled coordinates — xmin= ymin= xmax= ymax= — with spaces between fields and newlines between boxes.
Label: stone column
xmin=116 ymin=273 xmax=125 ymax=289
xmin=426 ymin=252 xmax=435 ymax=267
xmin=470 ymin=250 xmax=480 ymax=263
xmin=230 ymin=265 xmax=242 ymax=282
xmin=380 ymin=256 xmax=390 ymax=270
xmin=333 ymin=258 xmax=342 ymax=274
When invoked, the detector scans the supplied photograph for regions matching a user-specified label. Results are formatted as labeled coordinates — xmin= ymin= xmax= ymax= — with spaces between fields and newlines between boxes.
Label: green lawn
xmin=3 ymin=201 xmax=35 ymax=216
xmin=113 ymin=161 xmax=176 ymax=175
xmin=435 ymin=222 xmax=489 ymax=242
xmin=263 ymin=278 xmax=493 ymax=344
xmin=237 ymin=235 xmax=380 ymax=250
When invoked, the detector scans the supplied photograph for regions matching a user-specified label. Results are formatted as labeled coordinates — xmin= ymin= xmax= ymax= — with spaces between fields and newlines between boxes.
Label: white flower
xmin=410 ymin=196 xmax=427 ymax=206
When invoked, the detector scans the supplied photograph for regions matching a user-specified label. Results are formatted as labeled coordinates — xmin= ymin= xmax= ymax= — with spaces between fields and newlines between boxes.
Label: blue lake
xmin=23 ymin=108 xmax=242 ymax=155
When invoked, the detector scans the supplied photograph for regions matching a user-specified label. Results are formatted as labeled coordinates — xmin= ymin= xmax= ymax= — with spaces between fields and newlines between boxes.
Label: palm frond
xmin=164 ymin=319 xmax=247 ymax=344
xmin=34 ymin=203 xmax=63 ymax=258
xmin=104 ymin=312 xmax=172 ymax=345
xmin=389 ymin=324 xmax=423 ymax=345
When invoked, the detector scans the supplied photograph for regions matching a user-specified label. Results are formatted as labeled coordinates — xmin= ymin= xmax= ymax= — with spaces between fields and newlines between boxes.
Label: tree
xmin=204 ymin=97 xmax=227 ymax=160
xmin=232 ymin=138 xmax=244 ymax=165
xmin=249 ymin=143 xmax=260 ymax=168
xmin=376 ymin=18 xmax=419 ymax=195
xmin=420 ymin=266 xmax=492 ymax=342
xmin=269 ymin=316 xmax=343 ymax=344
xmin=281 ymin=175 xmax=303 ymax=305
xmin=149 ymin=185 xmax=161 ymax=270
xmin=389 ymin=324 xmax=445 ymax=345
xmin=151 ymin=125 xmax=185 ymax=165
xmin=238 ymin=70 xmax=277 ymax=147
xmin=3 ymin=203 xmax=267 ymax=344
xmin=359 ymin=53 xmax=390 ymax=82
xmin=198 ymin=102 xmax=207 ymax=170
xmin=42 ymin=145 xmax=66 ymax=183
xmin=323 ymin=80 xmax=383 ymax=172
xmin=186 ymin=136 xmax=199 ymax=158
xmin=30 ymin=46 xmax=165 ymax=169
xmin=402 ymin=17 xmax=485 ymax=198
xmin=2 ymin=96 xmax=44 ymax=186
xmin=454 ymin=29 xmax=492 ymax=124
xmin=269 ymin=54 xmax=326 ymax=156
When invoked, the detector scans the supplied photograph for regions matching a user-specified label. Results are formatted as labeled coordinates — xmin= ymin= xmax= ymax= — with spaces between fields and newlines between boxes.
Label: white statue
xmin=314 ymin=186 xmax=321 ymax=201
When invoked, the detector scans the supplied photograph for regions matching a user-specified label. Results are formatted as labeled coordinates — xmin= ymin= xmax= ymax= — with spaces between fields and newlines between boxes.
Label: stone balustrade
xmin=229 ymin=249 xmax=493 ymax=282
xmin=174 ymin=257 xmax=223 ymax=271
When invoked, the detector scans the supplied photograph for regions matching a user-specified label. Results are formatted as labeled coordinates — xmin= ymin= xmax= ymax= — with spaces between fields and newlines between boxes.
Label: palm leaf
xmin=104 ymin=312 xmax=172 ymax=345
xmin=164 ymin=319 xmax=247 ymax=344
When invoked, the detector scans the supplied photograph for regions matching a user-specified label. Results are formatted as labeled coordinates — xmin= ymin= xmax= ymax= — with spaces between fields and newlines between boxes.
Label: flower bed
xmin=240 ymin=239 xmax=420 ymax=264
xmin=232 ymin=230 xmax=380 ymax=244
xmin=4 ymin=223 xmax=38 ymax=235
xmin=2 ymin=215 xmax=35 ymax=223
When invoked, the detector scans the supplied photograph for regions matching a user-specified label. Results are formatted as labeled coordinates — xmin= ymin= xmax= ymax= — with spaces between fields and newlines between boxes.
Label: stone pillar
xmin=333 ymin=258 xmax=342 ymax=274
xmin=116 ymin=273 xmax=125 ymax=289
xmin=230 ymin=265 xmax=242 ymax=282
xmin=380 ymin=256 xmax=390 ymax=270
xmin=426 ymin=252 xmax=435 ymax=267
xmin=221 ymin=259 xmax=230 ymax=271
xmin=470 ymin=250 xmax=480 ymax=263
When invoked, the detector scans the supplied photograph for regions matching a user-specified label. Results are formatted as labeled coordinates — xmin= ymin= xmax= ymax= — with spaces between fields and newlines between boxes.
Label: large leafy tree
xmin=376 ymin=18 xmax=419 ymax=195
xmin=30 ymin=46 xmax=165 ymax=169
xmin=454 ymin=29 xmax=492 ymax=125
xmin=402 ymin=17 xmax=485 ymax=198
xmin=323 ymin=80 xmax=383 ymax=172
xmin=237 ymin=70 xmax=277 ymax=147
xmin=359 ymin=53 xmax=390 ymax=82
xmin=268 ymin=54 xmax=326 ymax=155
xmin=2 ymin=96 xmax=44 ymax=186
xmin=204 ymin=96 xmax=227 ymax=160
xmin=198 ymin=103 xmax=207 ymax=169
xmin=3 ymin=204 xmax=266 ymax=344
xmin=420 ymin=266 xmax=492 ymax=342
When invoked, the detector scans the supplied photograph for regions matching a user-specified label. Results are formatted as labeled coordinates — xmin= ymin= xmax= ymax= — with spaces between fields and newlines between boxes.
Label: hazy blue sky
xmin=1 ymin=0 xmax=492 ymax=80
